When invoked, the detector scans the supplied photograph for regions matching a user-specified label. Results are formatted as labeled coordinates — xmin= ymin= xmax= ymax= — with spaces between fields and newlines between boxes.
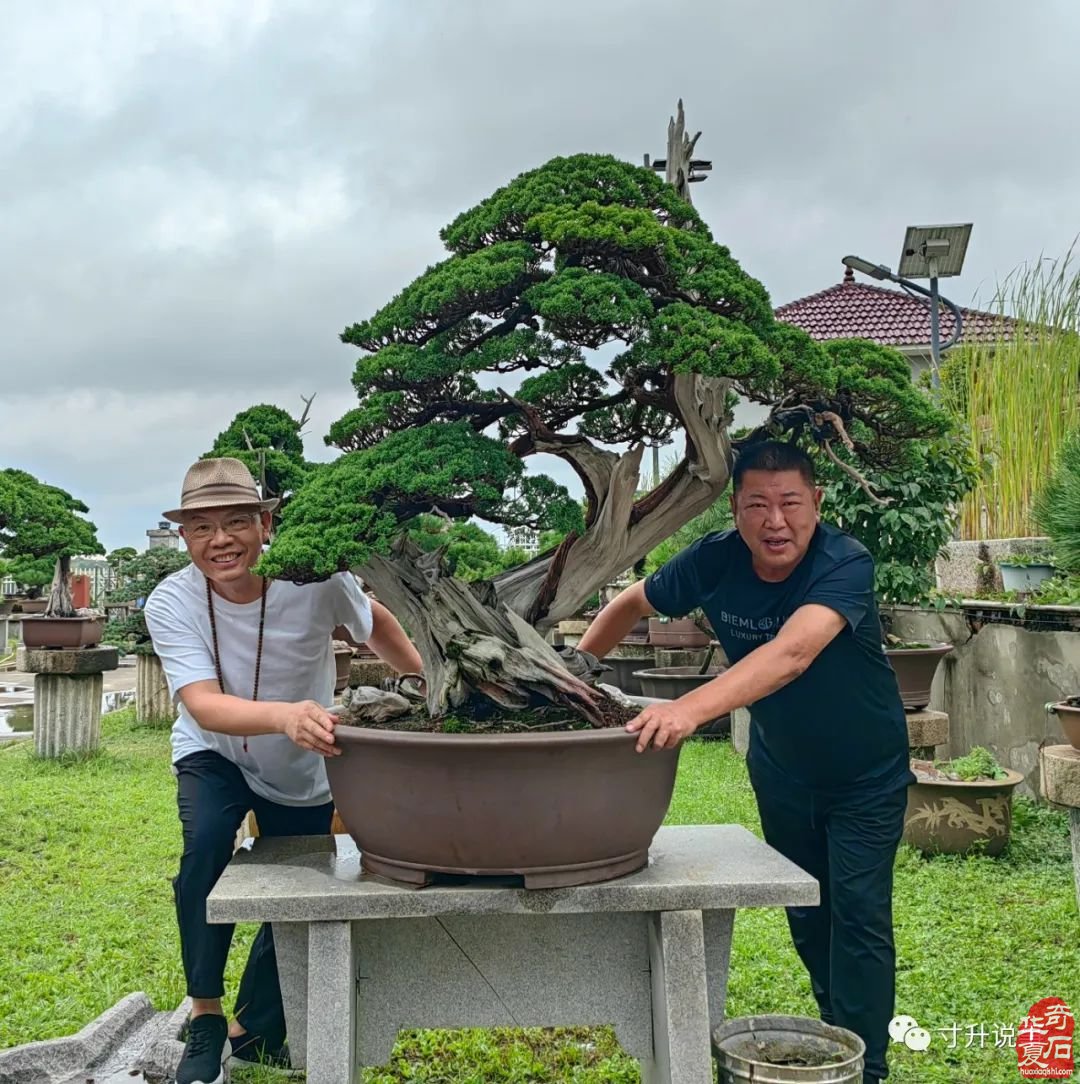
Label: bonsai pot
xmin=648 ymin=617 xmax=710 ymax=648
xmin=15 ymin=599 xmax=48 ymax=615
xmin=20 ymin=616 xmax=104 ymax=650
xmin=712 ymin=1014 xmax=865 ymax=1083
xmin=326 ymin=725 xmax=681 ymax=888
xmin=999 ymin=561 xmax=1055 ymax=594
xmin=600 ymin=646 xmax=656 ymax=697
xmin=903 ymin=764 xmax=1025 ymax=856
xmin=633 ymin=665 xmax=731 ymax=738
xmin=333 ymin=643 xmax=354 ymax=694
xmin=1049 ymin=699 xmax=1080 ymax=752
xmin=884 ymin=642 xmax=953 ymax=711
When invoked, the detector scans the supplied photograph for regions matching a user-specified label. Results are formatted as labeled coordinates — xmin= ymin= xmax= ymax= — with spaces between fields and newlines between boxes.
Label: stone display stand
xmin=208 ymin=825 xmax=817 ymax=1084
xmin=17 ymin=646 xmax=119 ymax=757
xmin=906 ymin=708 xmax=949 ymax=761
xmin=1040 ymin=745 xmax=1080 ymax=912
xmin=348 ymin=658 xmax=395 ymax=689
xmin=136 ymin=652 xmax=172 ymax=723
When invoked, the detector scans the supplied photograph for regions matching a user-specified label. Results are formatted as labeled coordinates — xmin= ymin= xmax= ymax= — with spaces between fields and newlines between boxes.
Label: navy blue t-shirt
xmin=645 ymin=523 xmax=911 ymax=791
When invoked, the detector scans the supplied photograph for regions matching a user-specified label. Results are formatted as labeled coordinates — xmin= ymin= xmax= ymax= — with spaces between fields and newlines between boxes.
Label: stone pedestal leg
xmin=641 ymin=910 xmax=712 ymax=1084
xmin=731 ymin=707 xmax=751 ymax=756
xmin=34 ymin=673 xmax=103 ymax=756
xmin=306 ymin=922 xmax=358 ymax=1084
xmin=1071 ymin=808 xmax=1080 ymax=914
xmin=136 ymin=652 xmax=172 ymax=723
xmin=1038 ymin=745 xmax=1080 ymax=914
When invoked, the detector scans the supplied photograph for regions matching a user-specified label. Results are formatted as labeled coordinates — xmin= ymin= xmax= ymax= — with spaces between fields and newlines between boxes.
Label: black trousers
xmin=173 ymin=750 xmax=333 ymax=1047
xmin=749 ymin=758 xmax=908 ymax=1083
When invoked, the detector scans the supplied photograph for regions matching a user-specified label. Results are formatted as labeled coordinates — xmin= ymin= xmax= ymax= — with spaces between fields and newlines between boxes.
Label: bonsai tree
xmin=0 ymin=468 xmax=102 ymax=615
xmin=205 ymin=400 xmax=314 ymax=510
xmin=260 ymin=153 xmax=948 ymax=723
xmin=102 ymin=547 xmax=191 ymax=655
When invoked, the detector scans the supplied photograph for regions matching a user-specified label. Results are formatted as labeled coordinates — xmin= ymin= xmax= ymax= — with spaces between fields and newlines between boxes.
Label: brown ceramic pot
xmin=648 ymin=617 xmax=711 ymax=648
xmin=326 ymin=725 xmax=681 ymax=888
xmin=15 ymin=599 xmax=48 ymax=615
xmin=600 ymin=653 xmax=656 ymax=697
xmin=902 ymin=767 xmax=1024 ymax=856
xmin=1050 ymin=700 xmax=1080 ymax=751
xmin=20 ymin=616 xmax=104 ymax=650
xmin=333 ymin=645 xmax=353 ymax=694
xmin=632 ymin=666 xmax=731 ymax=738
xmin=884 ymin=642 xmax=953 ymax=711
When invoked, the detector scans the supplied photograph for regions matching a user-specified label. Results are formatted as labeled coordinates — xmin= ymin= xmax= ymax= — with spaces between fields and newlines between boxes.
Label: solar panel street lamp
xmin=842 ymin=223 xmax=972 ymax=390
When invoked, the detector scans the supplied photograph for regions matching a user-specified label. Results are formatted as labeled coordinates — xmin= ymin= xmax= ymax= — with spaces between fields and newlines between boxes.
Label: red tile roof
xmin=774 ymin=268 xmax=1015 ymax=348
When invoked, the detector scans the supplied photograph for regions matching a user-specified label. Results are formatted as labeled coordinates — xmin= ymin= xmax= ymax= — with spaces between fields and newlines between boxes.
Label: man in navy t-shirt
xmin=579 ymin=439 xmax=911 ymax=1084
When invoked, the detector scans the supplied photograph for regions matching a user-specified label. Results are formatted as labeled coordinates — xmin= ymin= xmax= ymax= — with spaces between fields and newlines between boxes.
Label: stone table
xmin=17 ymin=646 xmax=119 ymax=756
xmin=1040 ymin=744 xmax=1080 ymax=911
xmin=208 ymin=824 xmax=817 ymax=1084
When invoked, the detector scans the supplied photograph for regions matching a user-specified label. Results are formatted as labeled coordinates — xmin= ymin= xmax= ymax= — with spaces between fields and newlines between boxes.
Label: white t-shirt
xmin=144 ymin=564 xmax=374 ymax=806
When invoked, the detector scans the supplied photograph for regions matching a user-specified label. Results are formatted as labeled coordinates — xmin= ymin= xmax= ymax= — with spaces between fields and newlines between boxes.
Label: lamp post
xmin=843 ymin=223 xmax=973 ymax=390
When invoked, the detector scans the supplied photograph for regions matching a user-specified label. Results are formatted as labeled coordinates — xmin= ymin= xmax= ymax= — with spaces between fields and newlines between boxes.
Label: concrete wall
xmin=884 ymin=605 xmax=1080 ymax=796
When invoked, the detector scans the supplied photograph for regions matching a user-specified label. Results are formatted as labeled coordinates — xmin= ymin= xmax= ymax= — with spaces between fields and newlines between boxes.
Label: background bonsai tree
xmin=102 ymin=547 xmax=191 ymax=655
xmin=0 ymin=468 xmax=102 ymax=615
xmin=204 ymin=400 xmax=314 ymax=511
xmin=260 ymin=154 xmax=948 ymax=721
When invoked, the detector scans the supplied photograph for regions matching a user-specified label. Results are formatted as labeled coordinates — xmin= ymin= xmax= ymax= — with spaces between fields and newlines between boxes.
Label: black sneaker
xmin=175 ymin=1013 xmax=231 ymax=1084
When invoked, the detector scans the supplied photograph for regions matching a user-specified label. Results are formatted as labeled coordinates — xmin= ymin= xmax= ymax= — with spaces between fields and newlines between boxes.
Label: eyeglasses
xmin=184 ymin=513 xmax=259 ymax=542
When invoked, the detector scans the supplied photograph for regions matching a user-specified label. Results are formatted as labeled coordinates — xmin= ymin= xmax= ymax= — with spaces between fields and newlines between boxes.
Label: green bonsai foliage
xmin=0 ymin=468 xmax=102 ymax=611
xmin=262 ymin=154 xmax=948 ymax=628
xmin=102 ymin=547 xmax=191 ymax=655
xmin=814 ymin=423 xmax=977 ymax=606
xmin=1034 ymin=427 xmax=1080 ymax=574
xmin=406 ymin=515 xmax=526 ymax=582
xmin=935 ymin=746 xmax=1008 ymax=781
xmin=205 ymin=402 xmax=313 ymax=508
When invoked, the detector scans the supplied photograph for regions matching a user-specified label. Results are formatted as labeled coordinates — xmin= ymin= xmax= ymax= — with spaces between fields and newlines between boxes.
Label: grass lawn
xmin=1 ymin=708 xmax=1076 ymax=1083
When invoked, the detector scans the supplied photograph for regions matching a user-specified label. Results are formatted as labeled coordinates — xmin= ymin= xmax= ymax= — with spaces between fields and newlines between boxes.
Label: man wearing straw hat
xmin=145 ymin=457 xmax=422 ymax=1084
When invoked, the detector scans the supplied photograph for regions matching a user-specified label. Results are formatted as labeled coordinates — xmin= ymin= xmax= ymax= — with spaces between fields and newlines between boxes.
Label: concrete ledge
xmin=0 ymin=991 xmax=154 ymax=1083
xmin=16 ymin=646 xmax=119 ymax=675
xmin=906 ymin=709 xmax=949 ymax=748
xmin=1041 ymin=745 xmax=1080 ymax=808
xmin=207 ymin=825 xmax=819 ymax=925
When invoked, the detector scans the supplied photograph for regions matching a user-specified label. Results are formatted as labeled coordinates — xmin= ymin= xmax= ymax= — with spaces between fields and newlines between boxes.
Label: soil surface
xmin=339 ymin=690 xmax=639 ymax=734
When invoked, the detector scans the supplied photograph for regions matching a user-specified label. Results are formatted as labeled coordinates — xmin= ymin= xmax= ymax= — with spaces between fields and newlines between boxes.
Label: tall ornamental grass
xmin=942 ymin=245 xmax=1080 ymax=540
xmin=1034 ymin=426 xmax=1080 ymax=573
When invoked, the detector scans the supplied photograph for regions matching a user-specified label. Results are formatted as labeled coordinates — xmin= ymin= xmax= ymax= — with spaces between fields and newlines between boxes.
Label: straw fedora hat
xmin=162 ymin=457 xmax=280 ymax=523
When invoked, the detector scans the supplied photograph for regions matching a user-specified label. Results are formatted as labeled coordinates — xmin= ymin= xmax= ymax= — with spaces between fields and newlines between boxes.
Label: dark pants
xmin=174 ymin=751 xmax=333 ymax=1047
xmin=749 ymin=760 xmax=908 ymax=1082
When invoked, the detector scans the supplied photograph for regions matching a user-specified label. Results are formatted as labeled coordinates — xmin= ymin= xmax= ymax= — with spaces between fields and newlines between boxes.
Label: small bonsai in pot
xmin=1048 ymin=697 xmax=1080 ymax=752
xmin=102 ymin=547 xmax=192 ymax=657
xmin=258 ymin=152 xmax=953 ymax=887
xmin=0 ymin=468 xmax=104 ymax=648
xmin=904 ymin=746 xmax=1024 ymax=856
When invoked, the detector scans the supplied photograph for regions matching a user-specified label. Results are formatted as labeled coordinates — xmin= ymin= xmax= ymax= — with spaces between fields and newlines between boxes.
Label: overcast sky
xmin=3 ymin=0 xmax=1078 ymax=554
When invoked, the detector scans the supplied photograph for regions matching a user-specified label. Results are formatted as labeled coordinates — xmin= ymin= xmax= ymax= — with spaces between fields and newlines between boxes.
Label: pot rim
xmin=884 ymin=641 xmax=954 ymax=655
xmin=19 ymin=615 xmax=104 ymax=623
xmin=1050 ymin=700 xmax=1080 ymax=716
xmin=910 ymin=767 xmax=1025 ymax=787
xmin=333 ymin=723 xmax=649 ymax=751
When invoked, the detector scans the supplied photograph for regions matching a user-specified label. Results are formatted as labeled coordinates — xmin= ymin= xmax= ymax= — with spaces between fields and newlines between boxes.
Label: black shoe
xmin=175 ymin=1013 xmax=231 ymax=1084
